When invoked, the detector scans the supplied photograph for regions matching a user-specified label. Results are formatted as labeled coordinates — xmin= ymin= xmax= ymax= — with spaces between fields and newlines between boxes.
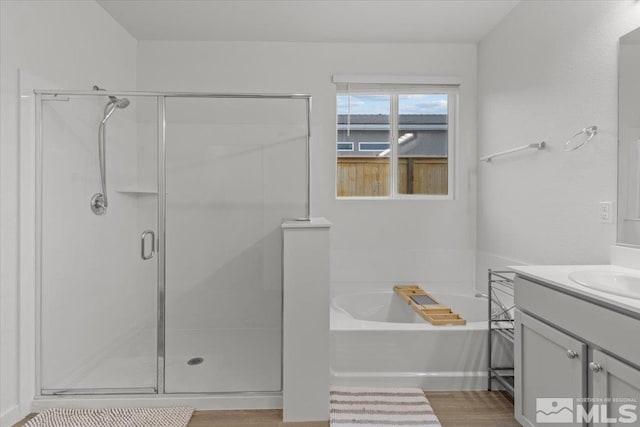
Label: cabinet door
xmin=591 ymin=349 xmax=640 ymax=426
xmin=515 ymin=310 xmax=587 ymax=427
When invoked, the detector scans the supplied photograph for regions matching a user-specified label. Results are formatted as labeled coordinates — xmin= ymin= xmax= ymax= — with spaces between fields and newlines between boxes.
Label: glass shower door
xmin=163 ymin=97 xmax=308 ymax=393
xmin=39 ymin=95 xmax=159 ymax=393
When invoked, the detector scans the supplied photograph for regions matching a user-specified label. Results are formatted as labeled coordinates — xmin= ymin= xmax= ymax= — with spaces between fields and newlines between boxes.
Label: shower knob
xmin=91 ymin=193 xmax=106 ymax=215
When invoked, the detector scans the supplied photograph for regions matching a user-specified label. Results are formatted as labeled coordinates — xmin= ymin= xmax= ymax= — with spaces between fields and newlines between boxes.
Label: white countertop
xmin=509 ymin=264 xmax=640 ymax=316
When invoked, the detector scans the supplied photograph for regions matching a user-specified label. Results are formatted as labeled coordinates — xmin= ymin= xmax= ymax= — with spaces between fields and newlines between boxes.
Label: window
xmin=337 ymin=142 xmax=354 ymax=151
xmin=359 ymin=142 xmax=391 ymax=152
xmin=336 ymin=85 xmax=457 ymax=199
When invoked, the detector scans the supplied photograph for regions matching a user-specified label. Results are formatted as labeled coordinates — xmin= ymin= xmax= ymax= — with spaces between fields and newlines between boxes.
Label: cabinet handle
xmin=589 ymin=362 xmax=603 ymax=372
xmin=141 ymin=230 xmax=155 ymax=260
xmin=566 ymin=349 xmax=578 ymax=359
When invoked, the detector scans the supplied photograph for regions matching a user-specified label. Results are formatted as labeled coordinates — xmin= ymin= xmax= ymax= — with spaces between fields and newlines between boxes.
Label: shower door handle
xmin=141 ymin=230 xmax=156 ymax=260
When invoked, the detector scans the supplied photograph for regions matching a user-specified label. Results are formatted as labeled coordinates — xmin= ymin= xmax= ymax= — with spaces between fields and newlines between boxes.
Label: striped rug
xmin=330 ymin=386 xmax=441 ymax=427
xmin=24 ymin=407 xmax=194 ymax=427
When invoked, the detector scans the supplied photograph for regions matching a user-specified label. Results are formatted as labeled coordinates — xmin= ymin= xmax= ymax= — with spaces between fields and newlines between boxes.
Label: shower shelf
xmin=116 ymin=186 xmax=158 ymax=195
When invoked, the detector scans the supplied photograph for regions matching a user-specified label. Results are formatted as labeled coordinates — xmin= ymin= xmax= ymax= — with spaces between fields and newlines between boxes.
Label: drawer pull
xmin=589 ymin=362 xmax=603 ymax=372
xmin=566 ymin=349 xmax=578 ymax=359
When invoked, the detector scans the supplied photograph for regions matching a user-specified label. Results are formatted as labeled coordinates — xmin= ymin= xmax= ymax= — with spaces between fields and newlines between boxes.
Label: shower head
xmin=108 ymin=96 xmax=130 ymax=109
xmin=94 ymin=86 xmax=130 ymax=109
xmin=115 ymin=98 xmax=130 ymax=108
xmin=93 ymin=94 xmax=130 ymax=215
xmin=101 ymin=97 xmax=130 ymax=125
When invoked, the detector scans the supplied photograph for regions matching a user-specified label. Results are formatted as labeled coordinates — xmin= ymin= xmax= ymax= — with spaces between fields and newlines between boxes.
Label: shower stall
xmin=34 ymin=89 xmax=310 ymax=399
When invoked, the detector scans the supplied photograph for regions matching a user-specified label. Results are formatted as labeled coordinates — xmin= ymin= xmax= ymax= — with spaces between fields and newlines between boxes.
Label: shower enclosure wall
xmin=35 ymin=90 xmax=310 ymax=398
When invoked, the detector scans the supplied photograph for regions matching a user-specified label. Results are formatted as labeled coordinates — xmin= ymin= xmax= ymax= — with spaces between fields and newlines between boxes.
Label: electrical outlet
xmin=600 ymin=201 xmax=613 ymax=224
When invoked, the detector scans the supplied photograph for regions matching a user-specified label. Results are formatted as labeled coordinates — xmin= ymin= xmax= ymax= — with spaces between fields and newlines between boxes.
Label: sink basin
xmin=568 ymin=270 xmax=640 ymax=300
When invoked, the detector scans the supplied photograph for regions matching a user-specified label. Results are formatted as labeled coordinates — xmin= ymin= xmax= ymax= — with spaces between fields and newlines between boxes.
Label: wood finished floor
xmin=426 ymin=391 xmax=520 ymax=427
xmin=13 ymin=391 xmax=519 ymax=427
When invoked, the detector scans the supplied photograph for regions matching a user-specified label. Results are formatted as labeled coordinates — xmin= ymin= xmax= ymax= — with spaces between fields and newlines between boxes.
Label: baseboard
xmin=32 ymin=392 xmax=282 ymax=412
xmin=1 ymin=405 xmax=22 ymax=427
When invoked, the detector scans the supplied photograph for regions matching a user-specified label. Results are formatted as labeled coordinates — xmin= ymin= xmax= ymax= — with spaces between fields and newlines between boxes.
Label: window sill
xmin=335 ymin=195 xmax=454 ymax=201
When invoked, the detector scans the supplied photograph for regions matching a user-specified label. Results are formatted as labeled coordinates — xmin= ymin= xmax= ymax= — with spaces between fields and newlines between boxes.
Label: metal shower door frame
xmin=34 ymin=89 xmax=312 ymax=397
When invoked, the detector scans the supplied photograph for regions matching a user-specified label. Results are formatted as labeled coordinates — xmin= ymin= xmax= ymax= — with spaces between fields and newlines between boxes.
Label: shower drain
xmin=187 ymin=357 xmax=204 ymax=366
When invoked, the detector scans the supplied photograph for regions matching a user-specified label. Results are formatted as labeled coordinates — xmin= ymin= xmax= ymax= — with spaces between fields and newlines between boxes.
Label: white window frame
xmin=335 ymin=85 xmax=458 ymax=200
xmin=358 ymin=142 xmax=391 ymax=152
xmin=336 ymin=142 xmax=354 ymax=152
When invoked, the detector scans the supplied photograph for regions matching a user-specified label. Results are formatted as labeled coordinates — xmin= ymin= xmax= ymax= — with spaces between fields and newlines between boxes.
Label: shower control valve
xmin=91 ymin=193 xmax=107 ymax=216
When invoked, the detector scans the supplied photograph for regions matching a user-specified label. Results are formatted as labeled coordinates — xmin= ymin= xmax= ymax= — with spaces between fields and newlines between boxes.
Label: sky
xmin=337 ymin=94 xmax=448 ymax=115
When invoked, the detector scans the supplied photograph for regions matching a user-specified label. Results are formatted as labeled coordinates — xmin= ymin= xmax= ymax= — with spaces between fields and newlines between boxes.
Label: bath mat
xmin=24 ymin=407 xmax=194 ymax=427
xmin=330 ymin=386 xmax=441 ymax=426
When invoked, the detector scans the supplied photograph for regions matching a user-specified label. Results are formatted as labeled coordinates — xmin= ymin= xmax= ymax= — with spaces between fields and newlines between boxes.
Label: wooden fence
xmin=337 ymin=157 xmax=447 ymax=196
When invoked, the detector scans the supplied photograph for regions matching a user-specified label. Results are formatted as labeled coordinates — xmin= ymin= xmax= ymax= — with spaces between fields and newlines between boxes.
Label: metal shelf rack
xmin=487 ymin=269 xmax=515 ymax=396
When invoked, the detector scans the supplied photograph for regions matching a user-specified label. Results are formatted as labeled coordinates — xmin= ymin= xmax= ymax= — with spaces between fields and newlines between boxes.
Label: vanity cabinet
xmin=513 ymin=275 xmax=640 ymax=427
xmin=591 ymin=350 xmax=640 ymax=426
xmin=515 ymin=310 xmax=587 ymax=426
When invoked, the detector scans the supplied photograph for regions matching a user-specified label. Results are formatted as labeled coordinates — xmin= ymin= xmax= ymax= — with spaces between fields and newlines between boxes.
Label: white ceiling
xmin=97 ymin=0 xmax=519 ymax=43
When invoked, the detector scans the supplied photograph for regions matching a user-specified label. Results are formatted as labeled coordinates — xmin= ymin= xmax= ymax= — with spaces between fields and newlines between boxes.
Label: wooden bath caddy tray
xmin=393 ymin=285 xmax=466 ymax=326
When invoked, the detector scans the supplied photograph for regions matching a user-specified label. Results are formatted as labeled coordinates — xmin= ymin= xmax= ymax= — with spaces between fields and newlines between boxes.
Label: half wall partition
xmin=35 ymin=90 xmax=310 ymax=397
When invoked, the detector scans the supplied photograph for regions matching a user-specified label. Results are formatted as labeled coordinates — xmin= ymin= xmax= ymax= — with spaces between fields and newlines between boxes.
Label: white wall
xmin=476 ymin=0 xmax=640 ymax=286
xmin=137 ymin=41 xmax=477 ymax=294
xmin=0 ymin=1 xmax=136 ymax=424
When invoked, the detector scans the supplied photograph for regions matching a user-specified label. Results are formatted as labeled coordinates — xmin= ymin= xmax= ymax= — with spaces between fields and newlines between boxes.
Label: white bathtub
xmin=330 ymin=291 xmax=513 ymax=390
